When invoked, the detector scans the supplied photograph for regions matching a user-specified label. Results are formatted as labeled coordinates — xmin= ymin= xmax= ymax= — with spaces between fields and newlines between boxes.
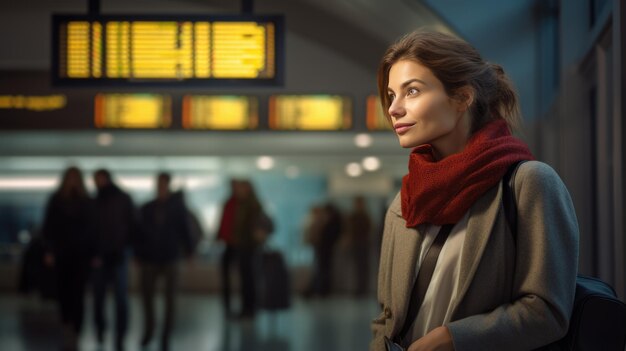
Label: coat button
xmin=384 ymin=307 xmax=392 ymax=318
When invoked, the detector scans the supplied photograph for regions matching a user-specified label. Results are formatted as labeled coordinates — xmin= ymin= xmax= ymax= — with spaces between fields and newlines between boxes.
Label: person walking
xmin=345 ymin=195 xmax=372 ymax=297
xmin=42 ymin=166 xmax=96 ymax=351
xmin=91 ymin=169 xmax=136 ymax=351
xmin=216 ymin=179 xmax=240 ymax=318
xmin=306 ymin=203 xmax=342 ymax=298
xmin=135 ymin=172 xmax=194 ymax=351
xmin=232 ymin=180 xmax=262 ymax=319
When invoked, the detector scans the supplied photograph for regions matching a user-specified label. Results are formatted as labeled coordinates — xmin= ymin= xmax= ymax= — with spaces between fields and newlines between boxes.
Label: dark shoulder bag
xmin=503 ymin=161 xmax=626 ymax=351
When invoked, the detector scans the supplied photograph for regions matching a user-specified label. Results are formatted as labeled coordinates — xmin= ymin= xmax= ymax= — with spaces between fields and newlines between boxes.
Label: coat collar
xmin=387 ymin=182 xmax=503 ymax=329
xmin=451 ymin=183 xmax=502 ymax=313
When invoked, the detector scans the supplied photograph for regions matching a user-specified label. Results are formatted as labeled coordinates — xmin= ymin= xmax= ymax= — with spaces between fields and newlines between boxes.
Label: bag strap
xmin=396 ymin=223 xmax=454 ymax=344
xmin=502 ymin=161 xmax=527 ymax=240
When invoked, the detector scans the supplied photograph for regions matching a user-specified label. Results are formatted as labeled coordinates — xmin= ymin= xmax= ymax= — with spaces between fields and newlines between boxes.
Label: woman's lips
xmin=394 ymin=123 xmax=414 ymax=135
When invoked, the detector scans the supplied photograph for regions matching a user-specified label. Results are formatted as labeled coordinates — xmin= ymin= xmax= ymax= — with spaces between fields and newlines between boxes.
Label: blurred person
xmin=91 ymin=169 xmax=136 ymax=351
xmin=306 ymin=203 xmax=342 ymax=298
xmin=42 ymin=166 xmax=96 ymax=351
xmin=303 ymin=205 xmax=325 ymax=249
xmin=344 ymin=195 xmax=372 ymax=297
xmin=232 ymin=180 xmax=262 ymax=319
xmin=216 ymin=179 xmax=240 ymax=318
xmin=135 ymin=172 xmax=194 ymax=351
xmin=302 ymin=205 xmax=324 ymax=297
xmin=371 ymin=31 xmax=578 ymax=350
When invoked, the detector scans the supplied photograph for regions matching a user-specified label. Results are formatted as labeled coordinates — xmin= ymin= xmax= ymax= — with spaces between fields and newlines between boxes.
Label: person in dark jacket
xmin=135 ymin=172 xmax=193 ymax=351
xmin=345 ymin=195 xmax=372 ymax=297
xmin=306 ymin=202 xmax=343 ymax=298
xmin=216 ymin=179 xmax=240 ymax=318
xmin=42 ymin=166 xmax=96 ymax=351
xmin=91 ymin=169 xmax=136 ymax=351
xmin=233 ymin=180 xmax=262 ymax=319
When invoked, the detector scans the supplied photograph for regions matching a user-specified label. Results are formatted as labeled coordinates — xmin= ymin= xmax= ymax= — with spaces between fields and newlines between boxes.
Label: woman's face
xmin=387 ymin=59 xmax=469 ymax=157
xmin=64 ymin=169 xmax=81 ymax=188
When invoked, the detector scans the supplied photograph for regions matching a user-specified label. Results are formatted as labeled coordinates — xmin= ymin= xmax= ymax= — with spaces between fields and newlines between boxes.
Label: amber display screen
xmin=94 ymin=93 xmax=172 ymax=128
xmin=182 ymin=95 xmax=258 ymax=130
xmin=366 ymin=95 xmax=392 ymax=131
xmin=52 ymin=14 xmax=283 ymax=86
xmin=269 ymin=95 xmax=352 ymax=131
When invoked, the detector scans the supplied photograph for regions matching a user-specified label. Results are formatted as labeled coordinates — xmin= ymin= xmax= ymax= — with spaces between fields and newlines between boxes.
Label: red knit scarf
xmin=401 ymin=119 xmax=534 ymax=227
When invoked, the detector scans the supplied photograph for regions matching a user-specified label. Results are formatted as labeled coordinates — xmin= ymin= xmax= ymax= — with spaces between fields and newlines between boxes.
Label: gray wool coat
xmin=371 ymin=161 xmax=579 ymax=351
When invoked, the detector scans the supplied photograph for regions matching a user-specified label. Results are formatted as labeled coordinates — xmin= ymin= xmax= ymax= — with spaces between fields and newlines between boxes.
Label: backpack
xmin=502 ymin=161 xmax=626 ymax=351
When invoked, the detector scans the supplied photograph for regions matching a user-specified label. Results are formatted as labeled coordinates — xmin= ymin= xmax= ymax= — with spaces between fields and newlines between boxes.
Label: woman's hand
xmin=408 ymin=326 xmax=454 ymax=351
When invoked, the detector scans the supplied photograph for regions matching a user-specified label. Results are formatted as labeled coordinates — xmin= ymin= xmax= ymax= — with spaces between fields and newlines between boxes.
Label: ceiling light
xmin=362 ymin=156 xmax=381 ymax=171
xmin=0 ymin=177 xmax=58 ymax=190
xmin=354 ymin=133 xmax=372 ymax=148
xmin=97 ymin=133 xmax=114 ymax=146
xmin=257 ymin=156 xmax=275 ymax=170
xmin=346 ymin=162 xmax=362 ymax=177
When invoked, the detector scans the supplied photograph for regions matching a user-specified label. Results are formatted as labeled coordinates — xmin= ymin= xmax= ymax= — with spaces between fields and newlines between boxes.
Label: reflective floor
xmin=0 ymin=293 xmax=378 ymax=351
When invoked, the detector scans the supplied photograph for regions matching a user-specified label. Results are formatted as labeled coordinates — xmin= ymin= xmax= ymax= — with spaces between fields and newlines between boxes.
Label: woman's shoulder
xmin=515 ymin=160 xmax=569 ymax=193
xmin=388 ymin=191 xmax=402 ymax=216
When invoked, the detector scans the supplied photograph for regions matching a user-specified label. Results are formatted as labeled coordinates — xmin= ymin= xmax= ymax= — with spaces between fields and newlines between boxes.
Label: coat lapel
xmin=452 ymin=183 xmax=502 ymax=312
xmin=388 ymin=204 xmax=424 ymax=336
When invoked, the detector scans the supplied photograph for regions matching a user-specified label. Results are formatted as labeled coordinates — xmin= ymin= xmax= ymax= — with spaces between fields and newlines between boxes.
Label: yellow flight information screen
xmin=53 ymin=15 xmax=283 ymax=86
xmin=182 ymin=95 xmax=258 ymax=130
xmin=269 ymin=95 xmax=352 ymax=131
xmin=95 ymin=93 xmax=172 ymax=129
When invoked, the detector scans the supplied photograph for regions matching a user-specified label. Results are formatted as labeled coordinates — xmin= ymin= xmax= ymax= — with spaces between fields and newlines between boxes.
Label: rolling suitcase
xmin=257 ymin=250 xmax=291 ymax=310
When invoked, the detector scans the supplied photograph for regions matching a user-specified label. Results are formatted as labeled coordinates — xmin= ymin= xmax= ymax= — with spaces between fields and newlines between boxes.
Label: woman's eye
xmin=407 ymin=88 xmax=419 ymax=96
xmin=388 ymin=93 xmax=395 ymax=101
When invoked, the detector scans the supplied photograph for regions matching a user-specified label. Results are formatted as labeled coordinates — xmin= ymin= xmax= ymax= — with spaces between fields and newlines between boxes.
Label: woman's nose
xmin=388 ymin=99 xmax=405 ymax=118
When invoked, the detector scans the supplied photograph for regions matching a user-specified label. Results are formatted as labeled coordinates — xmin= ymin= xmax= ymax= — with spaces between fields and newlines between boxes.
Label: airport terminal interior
xmin=1 ymin=0 xmax=625 ymax=350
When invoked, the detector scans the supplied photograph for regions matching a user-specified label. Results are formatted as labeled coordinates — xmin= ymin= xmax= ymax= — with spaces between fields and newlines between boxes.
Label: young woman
xmin=371 ymin=31 xmax=579 ymax=351
xmin=42 ymin=166 xmax=97 ymax=350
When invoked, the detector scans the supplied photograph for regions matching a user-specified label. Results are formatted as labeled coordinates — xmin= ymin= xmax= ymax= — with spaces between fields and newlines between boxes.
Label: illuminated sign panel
xmin=366 ymin=95 xmax=392 ymax=130
xmin=94 ymin=93 xmax=171 ymax=128
xmin=182 ymin=95 xmax=258 ymax=130
xmin=0 ymin=95 xmax=67 ymax=111
xmin=269 ymin=95 xmax=352 ymax=131
xmin=212 ymin=22 xmax=273 ymax=78
xmin=52 ymin=15 xmax=284 ymax=86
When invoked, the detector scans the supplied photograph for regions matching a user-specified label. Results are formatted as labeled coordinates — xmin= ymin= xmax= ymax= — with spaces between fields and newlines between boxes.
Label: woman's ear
xmin=454 ymin=86 xmax=474 ymax=112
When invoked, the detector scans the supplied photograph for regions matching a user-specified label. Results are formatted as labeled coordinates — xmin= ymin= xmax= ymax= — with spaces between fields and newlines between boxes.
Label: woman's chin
xmin=397 ymin=135 xmax=419 ymax=149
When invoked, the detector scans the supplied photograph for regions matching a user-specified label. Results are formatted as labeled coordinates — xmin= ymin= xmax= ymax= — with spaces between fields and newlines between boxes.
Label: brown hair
xmin=377 ymin=31 xmax=521 ymax=133
xmin=57 ymin=166 xmax=88 ymax=199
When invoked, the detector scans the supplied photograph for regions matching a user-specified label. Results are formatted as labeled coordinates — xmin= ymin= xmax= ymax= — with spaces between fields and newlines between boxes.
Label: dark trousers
xmin=220 ymin=245 xmax=236 ymax=315
xmin=237 ymin=247 xmax=256 ymax=315
xmin=92 ymin=254 xmax=129 ymax=343
xmin=56 ymin=255 xmax=90 ymax=332
xmin=139 ymin=262 xmax=178 ymax=343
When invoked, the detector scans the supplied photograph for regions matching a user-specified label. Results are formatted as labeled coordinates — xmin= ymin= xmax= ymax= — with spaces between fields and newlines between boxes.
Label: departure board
xmin=366 ymin=95 xmax=392 ymax=130
xmin=269 ymin=95 xmax=352 ymax=131
xmin=182 ymin=95 xmax=258 ymax=130
xmin=94 ymin=93 xmax=171 ymax=128
xmin=52 ymin=15 xmax=284 ymax=86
